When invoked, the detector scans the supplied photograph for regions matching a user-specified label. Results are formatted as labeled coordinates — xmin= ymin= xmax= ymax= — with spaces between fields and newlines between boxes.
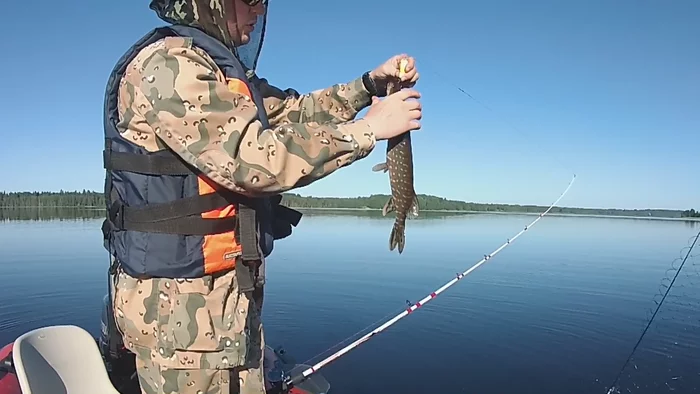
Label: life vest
xmin=101 ymin=25 xmax=302 ymax=289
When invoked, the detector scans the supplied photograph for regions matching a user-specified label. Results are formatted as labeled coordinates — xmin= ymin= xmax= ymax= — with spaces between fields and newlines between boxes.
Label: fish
xmin=371 ymin=59 xmax=419 ymax=254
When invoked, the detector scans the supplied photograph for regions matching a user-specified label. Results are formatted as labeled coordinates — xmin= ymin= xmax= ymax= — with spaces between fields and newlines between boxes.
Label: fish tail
xmin=389 ymin=220 xmax=406 ymax=254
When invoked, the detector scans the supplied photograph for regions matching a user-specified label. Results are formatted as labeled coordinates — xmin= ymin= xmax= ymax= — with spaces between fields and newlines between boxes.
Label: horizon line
xmin=0 ymin=189 xmax=695 ymax=213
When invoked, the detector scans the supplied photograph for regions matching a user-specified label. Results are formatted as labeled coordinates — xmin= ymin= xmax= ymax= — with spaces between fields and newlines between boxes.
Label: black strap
xmin=235 ymin=205 xmax=260 ymax=293
xmin=116 ymin=192 xmax=240 ymax=222
xmin=237 ymin=204 xmax=261 ymax=261
xmin=236 ymin=259 xmax=257 ymax=293
xmin=104 ymin=147 xmax=194 ymax=176
xmin=235 ymin=202 xmax=265 ymax=293
xmin=107 ymin=207 xmax=239 ymax=235
xmin=107 ymin=189 xmax=245 ymax=235
xmin=111 ymin=214 xmax=238 ymax=235
xmin=106 ymin=266 xmax=122 ymax=358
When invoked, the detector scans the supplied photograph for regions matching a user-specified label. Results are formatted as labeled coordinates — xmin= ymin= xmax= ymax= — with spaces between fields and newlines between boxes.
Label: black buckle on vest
xmin=108 ymin=201 xmax=126 ymax=230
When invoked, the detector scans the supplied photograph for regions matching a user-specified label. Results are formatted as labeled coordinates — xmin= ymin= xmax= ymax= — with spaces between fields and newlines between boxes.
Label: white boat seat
xmin=12 ymin=325 xmax=120 ymax=394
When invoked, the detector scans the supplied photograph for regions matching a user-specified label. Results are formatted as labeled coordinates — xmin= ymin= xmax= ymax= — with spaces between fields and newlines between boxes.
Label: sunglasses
xmin=240 ymin=0 xmax=267 ymax=5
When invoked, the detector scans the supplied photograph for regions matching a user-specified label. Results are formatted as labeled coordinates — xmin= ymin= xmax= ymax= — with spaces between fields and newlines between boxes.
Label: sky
xmin=0 ymin=0 xmax=698 ymax=210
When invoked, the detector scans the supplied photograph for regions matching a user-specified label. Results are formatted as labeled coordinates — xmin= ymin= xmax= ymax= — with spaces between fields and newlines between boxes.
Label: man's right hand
xmin=364 ymin=89 xmax=422 ymax=141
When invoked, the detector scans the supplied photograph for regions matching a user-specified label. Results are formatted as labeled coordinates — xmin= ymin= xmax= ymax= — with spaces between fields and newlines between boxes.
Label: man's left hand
xmin=369 ymin=54 xmax=419 ymax=96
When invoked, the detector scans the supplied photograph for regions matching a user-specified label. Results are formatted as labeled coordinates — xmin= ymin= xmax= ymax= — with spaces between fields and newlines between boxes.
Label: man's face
xmin=227 ymin=0 xmax=266 ymax=46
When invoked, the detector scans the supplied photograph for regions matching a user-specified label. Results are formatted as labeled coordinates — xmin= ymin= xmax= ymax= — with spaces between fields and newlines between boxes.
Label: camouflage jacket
xmin=116 ymin=36 xmax=376 ymax=196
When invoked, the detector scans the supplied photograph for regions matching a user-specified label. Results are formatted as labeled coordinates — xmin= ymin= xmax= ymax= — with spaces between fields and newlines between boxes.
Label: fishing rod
xmin=284 ymin=173 xmax=577 ymax=389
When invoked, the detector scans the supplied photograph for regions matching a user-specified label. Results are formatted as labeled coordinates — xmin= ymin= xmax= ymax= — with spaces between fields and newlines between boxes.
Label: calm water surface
xmin=1 ymin=213 xmax=699 ymax=394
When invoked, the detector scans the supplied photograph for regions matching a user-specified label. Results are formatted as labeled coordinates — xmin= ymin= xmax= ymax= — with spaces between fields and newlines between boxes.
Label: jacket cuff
xmin=345 ymin=75 xmax=373 ymax=114
xmin=340 ymin=118 xmax=376 ymax=161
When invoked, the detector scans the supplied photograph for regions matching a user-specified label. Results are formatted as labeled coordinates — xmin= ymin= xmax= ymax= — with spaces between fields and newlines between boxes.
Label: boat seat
xmin=12 ymin=325 xmax=120 ymax=394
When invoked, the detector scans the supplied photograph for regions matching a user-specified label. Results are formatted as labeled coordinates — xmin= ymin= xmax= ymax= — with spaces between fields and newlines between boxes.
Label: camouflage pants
xmin=112 ymin=265 xmax=266 ymax=394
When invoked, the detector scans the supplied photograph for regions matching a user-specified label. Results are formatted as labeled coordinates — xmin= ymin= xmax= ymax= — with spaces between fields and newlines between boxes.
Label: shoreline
xmin=1 ymin=206 xmax=699 ymax=222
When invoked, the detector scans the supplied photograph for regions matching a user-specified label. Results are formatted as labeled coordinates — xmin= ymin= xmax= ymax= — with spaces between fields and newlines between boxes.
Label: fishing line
xmin=286 ymin=173 xmax=577 ymax=387
xmin=425 ymin=68 xmax=578 ymax=177
xmin=605 ymin=228 xmax=700 ymax=394
xmin=651 ymin=233 xmax=700 ymax=316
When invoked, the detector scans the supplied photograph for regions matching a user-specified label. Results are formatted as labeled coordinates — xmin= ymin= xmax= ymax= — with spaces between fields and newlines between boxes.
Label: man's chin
xmin=232 ymin=34 xmax=250 ymax=47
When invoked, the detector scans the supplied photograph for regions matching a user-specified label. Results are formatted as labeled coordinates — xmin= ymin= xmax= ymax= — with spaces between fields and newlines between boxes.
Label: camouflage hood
xmin=149 ymin=0 xmax=267 ymax=73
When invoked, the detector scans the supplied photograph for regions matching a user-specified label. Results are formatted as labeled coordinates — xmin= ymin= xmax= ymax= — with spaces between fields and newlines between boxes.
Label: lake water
xmin=1 ymin=212 xmax=699 ymax=394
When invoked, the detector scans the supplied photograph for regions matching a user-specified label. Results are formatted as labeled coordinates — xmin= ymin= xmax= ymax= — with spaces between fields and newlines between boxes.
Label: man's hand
xmin=369 ymin=54 xmax=419 ymax=96
xmin=364 ymin=89 xmax=422 ymax=141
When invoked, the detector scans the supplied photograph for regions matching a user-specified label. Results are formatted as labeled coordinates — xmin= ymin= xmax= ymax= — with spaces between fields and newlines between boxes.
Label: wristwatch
xmin=362 ymin=71 xmax=379 ymax=96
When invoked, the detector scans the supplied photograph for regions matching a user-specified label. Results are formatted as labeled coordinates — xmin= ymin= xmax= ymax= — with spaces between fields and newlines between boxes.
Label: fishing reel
xmin=265 ymin=346 xmax=329 ymax=394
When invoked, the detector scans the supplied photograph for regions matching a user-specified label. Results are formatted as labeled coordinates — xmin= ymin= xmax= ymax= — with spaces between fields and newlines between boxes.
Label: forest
xmin=0 ymin=190 xmax=697 ymax=219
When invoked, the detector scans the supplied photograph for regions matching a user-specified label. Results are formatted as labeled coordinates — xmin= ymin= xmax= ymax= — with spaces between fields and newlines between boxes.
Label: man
xmin=101 ymin=0 xmax=423 ymax=393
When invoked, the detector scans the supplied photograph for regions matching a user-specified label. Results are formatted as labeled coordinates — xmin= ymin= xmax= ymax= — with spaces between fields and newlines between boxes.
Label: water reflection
xmin=295 ymin=208 xmax=473 ymax=221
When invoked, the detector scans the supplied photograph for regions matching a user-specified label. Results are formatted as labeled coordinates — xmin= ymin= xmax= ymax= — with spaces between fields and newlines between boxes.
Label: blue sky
xmin=1 ymin=0 xmax=697 ymax=210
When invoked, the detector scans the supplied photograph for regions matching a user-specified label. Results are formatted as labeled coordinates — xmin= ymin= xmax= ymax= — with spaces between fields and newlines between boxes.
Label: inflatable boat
xmin=0 ymin=293 xmax=330 ymax=394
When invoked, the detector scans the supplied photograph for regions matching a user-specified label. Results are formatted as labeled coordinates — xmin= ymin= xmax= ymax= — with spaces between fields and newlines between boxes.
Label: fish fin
xmin=408 ymin=195 xmax=420 ymax=218
xmin=382 ymin=197 xmax=395 ymax=216
xmin=372 ymin=162 xmax=388 ymax=173
xmin=389 ymin=221 xmax=406 ymax=254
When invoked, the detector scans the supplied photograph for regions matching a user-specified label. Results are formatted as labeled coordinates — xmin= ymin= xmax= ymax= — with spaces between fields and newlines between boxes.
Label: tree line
xmin=681 ymin=209 xmax=700 ymax=218
xmin=0 ymin=190 xmax=103 ymax=208
xmin=0 ymin=190 xmax=696 ymax=219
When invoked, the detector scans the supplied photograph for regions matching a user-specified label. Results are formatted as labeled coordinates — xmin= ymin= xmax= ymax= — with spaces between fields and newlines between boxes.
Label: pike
xmin=371 ymin=58 xmax=419 ymax=254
